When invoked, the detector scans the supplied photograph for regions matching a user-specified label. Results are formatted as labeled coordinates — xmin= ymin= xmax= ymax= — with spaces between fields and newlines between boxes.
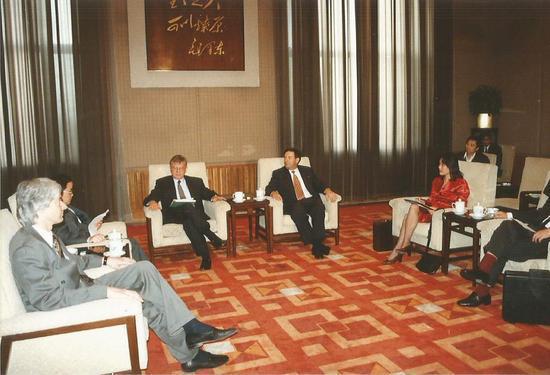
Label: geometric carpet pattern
xmin=127 ymin=203 xmax=550 ymax=374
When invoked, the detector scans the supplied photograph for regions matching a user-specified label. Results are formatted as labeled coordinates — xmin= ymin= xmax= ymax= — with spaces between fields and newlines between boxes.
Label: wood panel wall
xmin=127 ymin=162 xmax=257 ymax=221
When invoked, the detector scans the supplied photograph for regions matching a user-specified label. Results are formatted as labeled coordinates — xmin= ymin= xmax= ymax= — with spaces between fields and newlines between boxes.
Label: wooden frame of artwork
xmin=127 ymin=0 xmax=259 ymax=88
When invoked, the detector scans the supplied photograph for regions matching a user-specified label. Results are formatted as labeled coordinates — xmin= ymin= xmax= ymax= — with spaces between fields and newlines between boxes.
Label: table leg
xmin=441 ymin=214 xmax=451 ymax=274
xmin=266 ymin=205 xmax=273 ymax=254
xmin=231 ymin=210 xmax=237 ymax=257
xmin=248 ymin=209 xmax=253 ymax=241
xmin=226 ymin=211 xmax=232 ymax=257
xmin=472 ymin=226 xmax=481 ymax=286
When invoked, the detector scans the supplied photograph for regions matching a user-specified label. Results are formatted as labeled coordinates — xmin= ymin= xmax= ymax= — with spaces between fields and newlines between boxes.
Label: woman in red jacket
xmin=384 ymin=152 xmax=470 ymax=264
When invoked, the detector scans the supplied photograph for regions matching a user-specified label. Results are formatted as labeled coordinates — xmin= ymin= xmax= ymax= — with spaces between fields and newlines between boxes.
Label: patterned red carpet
xmin=127 ymin=203 xmax=550 ymax=374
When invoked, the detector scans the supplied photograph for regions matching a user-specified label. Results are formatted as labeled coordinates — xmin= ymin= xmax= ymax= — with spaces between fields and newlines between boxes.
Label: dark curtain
xmin=274 ymin=0 xmax=453 ymax=202
xmin=1 ymin=0 xmax=115 ymax=217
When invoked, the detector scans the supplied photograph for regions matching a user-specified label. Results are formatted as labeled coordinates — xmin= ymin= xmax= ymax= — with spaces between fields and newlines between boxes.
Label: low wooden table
xmin=226 ymin=197 xmax=273 ymax=257
xmin=442 ymin=211 xmax=493 ymax=282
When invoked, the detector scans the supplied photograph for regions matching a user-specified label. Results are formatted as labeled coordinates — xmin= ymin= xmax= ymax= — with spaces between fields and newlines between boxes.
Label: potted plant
xmin=468 ymin=85 xmax=502 ymax=128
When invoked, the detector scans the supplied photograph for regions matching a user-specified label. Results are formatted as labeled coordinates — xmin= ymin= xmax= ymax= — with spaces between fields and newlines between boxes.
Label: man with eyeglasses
xmin=143 ymin=155 xmax=226 ymax=270
xmin=52 ymin=174 xmax=149 ymax=261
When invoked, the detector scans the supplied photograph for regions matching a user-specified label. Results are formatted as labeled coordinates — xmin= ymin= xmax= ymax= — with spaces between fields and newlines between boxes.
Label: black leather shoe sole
xmin=457 ymin=292 xmax=491 ymax=307
xmin=188 ymin=327 xmax=238 ymax=349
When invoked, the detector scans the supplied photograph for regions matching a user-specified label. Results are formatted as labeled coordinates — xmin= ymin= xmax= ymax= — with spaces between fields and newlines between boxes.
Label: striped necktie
xmin=292 ymin=171 xmax=305 ymax=200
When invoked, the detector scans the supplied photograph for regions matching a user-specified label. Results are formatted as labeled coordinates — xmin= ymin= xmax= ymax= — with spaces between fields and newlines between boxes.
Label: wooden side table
xmin=226 ymin=198 xmax=273 ymax=257
xmin=442 ymin=211 xmax=492 ymax=282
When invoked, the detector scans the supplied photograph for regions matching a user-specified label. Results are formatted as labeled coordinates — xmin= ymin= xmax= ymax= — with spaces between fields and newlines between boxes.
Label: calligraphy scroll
xmin=144 ymin=0 xmax=244 ymax=71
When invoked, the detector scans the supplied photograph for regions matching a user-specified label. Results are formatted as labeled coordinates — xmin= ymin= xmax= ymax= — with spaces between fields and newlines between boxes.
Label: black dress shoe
xmin=319 ymin=243 xmax=330 ymax=255
xmin=181 ymin=350 xmax=229 ymax=372
xmin=457 ymin=292 xmax=491 ymax=307
xmin=199 ymin=258 xmax=212 ymax=270
xmin=187 ymin=327 xmax=238 ymax=349
xmin=459 ymin=269 xmax=490 ymax=284
xmin=212 ymin=240 xmax=226 ymax=249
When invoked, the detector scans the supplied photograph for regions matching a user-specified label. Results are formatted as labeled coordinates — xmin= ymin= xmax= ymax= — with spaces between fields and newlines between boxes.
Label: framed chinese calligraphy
xmin=127 ymin=0 xmax=259 ymax=87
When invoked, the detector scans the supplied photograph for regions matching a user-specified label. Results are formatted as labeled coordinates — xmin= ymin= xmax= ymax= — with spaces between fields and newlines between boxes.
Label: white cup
xmin=232 ymin=191 xmax=245 ymax=202
xmin=472 ymin=203 xmax=485 ymax=218
xmin=107 ymin=230 xmax=124 ymax=255
xmin=256 ymin=188 xmax=265 ymax=199
xmin=486 ymin=207 xmax=499 ymax=217
xmin=452 ymin=200 xmax=465 ymax=215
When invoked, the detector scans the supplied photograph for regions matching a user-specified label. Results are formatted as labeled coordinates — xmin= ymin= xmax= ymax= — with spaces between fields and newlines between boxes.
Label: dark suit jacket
xmin=510 ymin=181 xmax=550 ymax=230
xmin=53 ymin=207 xmax=90 ymax=245
xmin=265 ymin=165 xmax=327 ymax=215
xmin=457 ymin=152 xmax=490 ymax=164
xmin=9 ymin=226 xmax=106 ymax=312
xmin=143 ymin=175 xmax=217 ymax=224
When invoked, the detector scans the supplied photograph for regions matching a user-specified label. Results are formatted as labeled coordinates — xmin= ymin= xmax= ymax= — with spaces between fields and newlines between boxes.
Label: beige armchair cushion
xmin=256 ymin=157 xmax=341 ymax=236
xmin=483 ymin=152 xmax=497 ymax=165
xmin=144 ymin=163 xmax=230 ymax=249
xmin=389 ymin=161 xmax=497 ymax=252
xmin=496 ymin=157 xmax=550 ymax=209
xmin=0 ymin=209 xmax=149 ymax=373
xmin=498 ymin=144 xmax=515 ymax=183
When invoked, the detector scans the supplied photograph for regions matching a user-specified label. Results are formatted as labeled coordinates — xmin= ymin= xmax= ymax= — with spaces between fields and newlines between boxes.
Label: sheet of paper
xmin=88 ymin=209 xmax=109 ymax=236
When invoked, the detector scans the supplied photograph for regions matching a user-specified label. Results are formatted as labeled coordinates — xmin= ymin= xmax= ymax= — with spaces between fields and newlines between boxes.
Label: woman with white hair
xmin=10 ymin=178 xmax=237 ymax=372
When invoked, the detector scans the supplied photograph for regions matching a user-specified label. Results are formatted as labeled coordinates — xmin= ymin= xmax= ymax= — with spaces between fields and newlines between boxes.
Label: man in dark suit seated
xmin=52 ymin=174 xmax=149 ymax=261
xmin=10 ymin=178 xmax=237 ymax=372
xmin=457 ymin=180 xmax=550 ymax=307
xmin=265 ymin=148 xmax=339 ymax=259
xmin=143 ymin=155 xmax=225 ymax=270
xmin=457 ymin=136 xmax=490 ymax=164
xmin=481 ymin=134 xmax=503 ymax=177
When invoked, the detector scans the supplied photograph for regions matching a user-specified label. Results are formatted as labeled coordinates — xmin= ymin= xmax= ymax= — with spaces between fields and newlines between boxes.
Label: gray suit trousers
xmin=96 ymin=261 xmax=198 ymax=362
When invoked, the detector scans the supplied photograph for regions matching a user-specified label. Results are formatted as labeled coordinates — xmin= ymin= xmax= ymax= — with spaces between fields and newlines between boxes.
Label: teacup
xmin=472 ymin=203 xmax=485 ymax=218
xmin=107 ymin=230 xmax=124 ymax=255
xmin=233 ymin=191 xmax=245 ymax=202
xmin=452 ymin=199 xmax=465 ymax=215
xmin=486 ymin=207 xmax=499 ymax=218
xmin=256 ymin=188 xmax=265 ymax=199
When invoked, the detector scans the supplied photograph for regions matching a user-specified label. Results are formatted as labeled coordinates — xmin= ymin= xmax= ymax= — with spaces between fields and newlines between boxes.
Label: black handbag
xmin=415 ymin=252 xmax=442 ymax=274
xmin=502 ymin=269 xmax=550 ymax=325
xmin=373 ymin=219 xmax=393 ymax=251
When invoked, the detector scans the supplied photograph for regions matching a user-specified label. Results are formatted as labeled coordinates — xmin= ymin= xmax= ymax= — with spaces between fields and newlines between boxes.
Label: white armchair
xmin=389 ymin=161 xmax=498 ymax=272
xmin=0 ymin=209 xmax=149 ymax=374
xmin=143 ymin=163 xmax=230 ymax=263
xmin=495 ymin=157 xmax=550 ymax=210
xmin=498 ymin=144 xmax=516 ymax=183
xmin=477 ymin=172 xmax=550 ymax=273
xmin=256 ymin=157 xmax=342 ymax=245
xmin=8 ymin=193 xmax=127 ymax=238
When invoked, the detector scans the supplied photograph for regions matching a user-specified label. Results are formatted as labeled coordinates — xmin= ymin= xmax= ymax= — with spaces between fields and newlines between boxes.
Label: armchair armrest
xmin=144 ymin=206 xmax=163 ymax=247
xmin=519 ymin=190 xmax=541 ymax=210
xmin=320 ymin=193 xmax=342 ymax=229
xmin=267 ymin=197 xmax=285 ymax=233
xmin=203 ymin=200 xmax=230 ymax=240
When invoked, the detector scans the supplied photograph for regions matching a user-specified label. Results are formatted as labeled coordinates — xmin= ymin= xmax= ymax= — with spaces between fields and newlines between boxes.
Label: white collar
xmin=32 ymin=224 xmax=54 ymax=248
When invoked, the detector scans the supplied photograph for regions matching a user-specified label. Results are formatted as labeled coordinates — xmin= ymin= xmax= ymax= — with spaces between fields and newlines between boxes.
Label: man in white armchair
xmin=10 ymin=178 xmax=237 ymax=372
xmin=458 ymin=180 xmax=550 ymax=307
xmin=265 ymin=148 xmax=339 ymax=259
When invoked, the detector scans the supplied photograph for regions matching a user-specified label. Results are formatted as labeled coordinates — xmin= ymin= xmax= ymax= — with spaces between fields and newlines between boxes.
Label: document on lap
xmin=405 ymin=198 xmax=433 ymax=211
xmin=88 ymin=209 xmax=109 ymax=235
xmin=170 ymin=198 xmax=196 ymax=208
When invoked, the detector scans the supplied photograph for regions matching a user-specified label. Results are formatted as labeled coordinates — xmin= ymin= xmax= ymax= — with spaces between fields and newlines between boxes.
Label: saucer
xmin=104 ymin=250 xmax=125 ymax=257
xmin=254 ymin=197 xmax=266 ymax=201
xmin=233 ymin=199 xmax=245 ymax=204
xmin=453 ymin=211 xmax=466 ymax=216
xmin=470 ymin=214 xmax=485 ymax=220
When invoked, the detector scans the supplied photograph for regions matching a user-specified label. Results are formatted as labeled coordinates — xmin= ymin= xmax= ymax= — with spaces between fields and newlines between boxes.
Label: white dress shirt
xmin=33 ymin=224 xmax=54 ymax=248
xmin=463 ymin=152 xmax=476 ymax=162
xmin=173 ymin=177 xmax=192 ymax=199
xmin=288 ymin=168 xmax=312 ymax=198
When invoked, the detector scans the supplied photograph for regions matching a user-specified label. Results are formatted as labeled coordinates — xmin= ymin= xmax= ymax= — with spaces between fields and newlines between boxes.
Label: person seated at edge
xmin=457 ymin=180 xmax=550 ymax=307
xmin=457 ymin=136 xmax=490 ymax=164
xmin=481 ymin=134 xmax=503 ymax=177
xmin=52 ymin=174 xmax=149 ymax=261
xmin=10 ymin=178 xmax=238 ymax=372
xmin=143 ymin=155 xmax=226 ymax=270
xmin=385 ymin=152 xmax=470 ymax=264
xmin=265 ymin=147 xmax=339 ymax=259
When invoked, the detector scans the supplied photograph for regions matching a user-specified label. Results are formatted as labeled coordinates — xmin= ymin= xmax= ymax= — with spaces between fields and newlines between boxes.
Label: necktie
xmin=177 ymin=180 xmax=187 ymax=199
xmin=292 ymin=171 xmax=305 ymax=200
xmin=53 ymin=235 xmax=64 ymax=258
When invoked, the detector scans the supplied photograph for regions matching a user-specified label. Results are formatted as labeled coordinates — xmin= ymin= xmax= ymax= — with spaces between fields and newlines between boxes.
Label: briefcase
xmin=373 ymin=219 xmax=393 ymax=251
xmin=502 ymin=269 xmax=550 ymax=325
